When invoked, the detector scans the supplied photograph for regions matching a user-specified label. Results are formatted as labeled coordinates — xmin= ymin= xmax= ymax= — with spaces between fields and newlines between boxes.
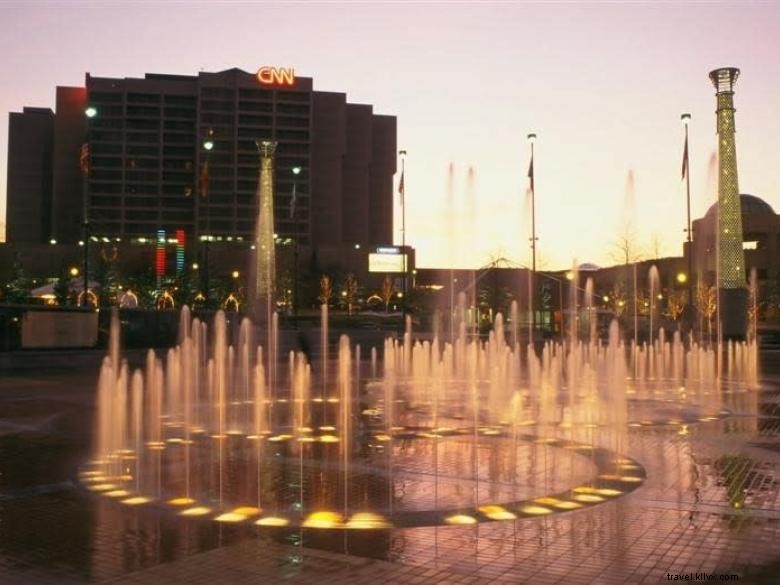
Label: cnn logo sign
xmin=256 ymin=66 xmax=295 ymax=86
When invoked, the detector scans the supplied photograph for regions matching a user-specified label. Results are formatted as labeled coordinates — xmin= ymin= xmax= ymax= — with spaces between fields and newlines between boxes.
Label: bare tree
xmin=380 ymin=275 xmax=395 ymax=312
xmin=665 ymin=290 xmax=687 ymax=326
xmin=343 ymin=273 xmax=358 ymax=315
xmin=611 ymin=220 xmax=644 ymax=265
xmin=319 ymin=274 xmax=332 ymax=307
xmin=695 ymin=283 xmax=717 ymax=341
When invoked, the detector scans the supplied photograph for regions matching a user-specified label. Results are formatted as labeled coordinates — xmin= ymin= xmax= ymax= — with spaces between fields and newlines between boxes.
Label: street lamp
xmin=291 ymin=166 xmax=302 ymax=326
xmin=200 ymin=130 xmax=214 ymax=305
xmin=69 ymin=267 xmax=79 ymax=277
xmin=81 ymin=107 xmax=96 ymax=307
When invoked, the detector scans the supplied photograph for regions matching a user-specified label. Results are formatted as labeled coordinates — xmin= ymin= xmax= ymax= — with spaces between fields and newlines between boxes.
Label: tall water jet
xmin=648 ymin=265 xmax=660 ymax=343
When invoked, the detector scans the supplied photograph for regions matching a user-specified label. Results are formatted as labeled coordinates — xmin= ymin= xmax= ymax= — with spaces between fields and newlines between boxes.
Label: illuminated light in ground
xmin=319 ymin=426 xmax=336 ymax=431
xmin=534 ymin=497 xmax=561 ymax=506
xmin=573 ymin=486 xmax=598 ymax=494
xmin=210 ymin=434 xmax=227 ymax=440
xmin=312 ymin=398 xmax=324 ymax=403
xmin=534 ymin=437 xmax=556 ymax=444
xmin=595 ymin=488 xmax=623 ymax=496
xmin=255 ymin=516 xmax=290 ymax=527
xmin=117 ymin=449 xmax=135 ymax=456
xmin=699 ymin=416 xmax=719 ymax=422
xmin=80 ymin=474 xmax=108 ymax=483
xmin=190 ymin=426 xmax=206 ymax=433
xmin=678 ymin=425 xmax=690 ymax=436
xmin=118 ymin=474 xmax=133 ymax=481
xmin=298 ymin=427 xmax=313 ymax=433
xmin=225 ymin=430 xmax=244 ymax=436
xmin=146 ymin=441 xmax=166 ymax=450
xmin=558 ymin=422 xmax=572 ymax=429
xmin=597 ymin=474 xmax=621 ymax=481
xmin=298 ymin=437 xmax=316 ymax=443
xmin=520 ymin=505 xmax=553 ymax=515
xmin=88 ymin=483 xmax=118 ymax=492
xmin=391 ymin=426 xmax=406 ymax=432
xmin=327 ymin=397 xmax=340 ymax=403
xmin=618 ymin=464 xmax=640 ymax=470
xmin=276 ymin=399 xmax=289 ymax=403
xmin=79 ymin=470 xmax=103 ymax=477
xmin=573 ymin=494 xmax=605 ymax=503
xmin=481 ymin=429 xmax=501 ymax=436
xmin=105 ymin=490 xmax=131 ymax=498
xmin=214 ymin=512 xmax=248 ymax=523
xmin=417 ymin=432 xmax=441 ymax=439
xmin=444 ymin=514 xmax=477 ymax=525
xmin=319 ymin=435 xmax=340 ymax=443
xmin=121 ymin=497 xmax=151 ymax=505
xmin=180 ymin=507 xmax=212 ymax=517
xmin=268 ymin=434 xmax=293 ymax=442
xmin=345 ymin=512 xmax=392 ymax=529
xmin=362 ymin=409 xmax=380 ymax=416
xmin=374 ymin=434 xmax=391 ymax=442
xmin=479 ymin=505 xmax=517 ymax=520
xmin=246 ymin=435 xmax=267 ymax=440
xmin=232 ymin=506 xmax=261 ymax=516
xmin=617 ymin=476 xmax=643 ymax=483
xmin=552 ymin=501 xmax=583 ymax=510
xmin=302 ymin=511 xmax=344 ymax=528
xmin=168 ymin=497 xmax=196 ymax=506
xmin=628 ymin=422 xmax=642 ymax=427
xmin=166 ymin=438 xmax=183 ymax=444
xmin=433 ymin=427 xmax=455 ymax=434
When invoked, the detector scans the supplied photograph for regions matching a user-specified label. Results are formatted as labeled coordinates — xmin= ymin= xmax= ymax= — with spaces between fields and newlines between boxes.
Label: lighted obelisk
xmin=710 ymin=67 xmax=747 ymax=339
xmin=251 ymin=140 xmax=277 ymax=324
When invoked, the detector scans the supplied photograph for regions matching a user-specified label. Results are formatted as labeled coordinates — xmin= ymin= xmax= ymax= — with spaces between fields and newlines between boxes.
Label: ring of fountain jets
xmin=80 ymin=297 xmax=758 ymax=530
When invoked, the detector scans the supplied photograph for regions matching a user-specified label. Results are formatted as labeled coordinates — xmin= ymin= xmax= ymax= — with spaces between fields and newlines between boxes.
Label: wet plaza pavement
xmin=1 ymin=350 xmax=779 ymax=584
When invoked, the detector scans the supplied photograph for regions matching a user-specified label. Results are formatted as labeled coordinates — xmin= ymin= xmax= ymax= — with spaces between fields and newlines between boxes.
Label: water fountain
xmin=81 ymin=289 xmax=759 ymax=531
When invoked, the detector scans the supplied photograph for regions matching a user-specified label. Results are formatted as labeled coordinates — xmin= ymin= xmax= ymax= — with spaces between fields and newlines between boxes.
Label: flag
xmin=527 ymin=154 xmax=534 ymax=193
xmin=79 ymin=143 xmax=90 ymax=177
xmin=681 ymin=134 xmax=689 ymax=179
xmin=398 ymin=169 xmax=405 ymax=205
xmin=289 ymin=182 xmax=297 ymax=218
xmin=199 ymin=160 xmax=209 ymax=198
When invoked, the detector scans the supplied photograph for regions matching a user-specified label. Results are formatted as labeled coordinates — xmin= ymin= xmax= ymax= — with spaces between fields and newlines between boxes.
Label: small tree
xmin=380 ymin=275 xmax=395 ymax=312
xmin=319 ymin=274 xmax=332 ymax=307
xmin=6 ymin=257 xmax=32 ymax=304
xmin=665 ymin=290 xmax=687 ymax=326
xmin=696 ymin=283 xmax=717 ymax=342
xmin=343 ymin=273 xmax=358 ymax=315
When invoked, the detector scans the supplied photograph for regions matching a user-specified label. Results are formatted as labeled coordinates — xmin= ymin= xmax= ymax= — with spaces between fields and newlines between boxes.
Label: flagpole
xmin=682 ymin=113 xmax=693 ymax=336
xmin=527 ymin=133 xmax=537 ymax=339
xmin=399 ymin=149 xmax=407 ymax=313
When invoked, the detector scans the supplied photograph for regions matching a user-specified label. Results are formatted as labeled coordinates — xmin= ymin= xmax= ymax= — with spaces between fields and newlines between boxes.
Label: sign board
xmin=369 ymin=253 xmax=407 ymax=273
xmin=256 ymin=66 xmax=295 ymax=86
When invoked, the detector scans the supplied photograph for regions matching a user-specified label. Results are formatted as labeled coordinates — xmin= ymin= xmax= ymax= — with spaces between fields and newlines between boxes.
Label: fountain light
xmin=319 ymin=435 xmax=340 ymax=443
xmin=87 ymin=483 xmax=119 ymax=492
xmin=519 ymin=505 xmax=553 ymax=516
xmin=444 ymin=514 xmax=477 ymax=525
xmin=121 ymin=497 xmax=151 ymax=506
xmin=180 ymin=506 xmax=211 ymax=517
xmin=345 ymin=512 xmax=392 ymax=529
xmin=214 ymin=512 xmax=248 ymax=523
xmin=168 ymin=497 xmax=196 ymax=506
xmin=105 ymin=490 xmax=131 ymax=498
xmin=232 ymin=506 xmax=261 ymax=517
xmin=594 ymin=488 xmax=623 ymax=497
xmin=255 ymin=516 xmax=290 ymax=527
xmin=535 ymin=497 xmax=582 ymax=510
xmin=573 ymin=494 xmax=605 ymax=503
xmin=303 ymin=511 xmax=344 ymax=528
xmin=479 ymin=505 xmax=517 ymax=520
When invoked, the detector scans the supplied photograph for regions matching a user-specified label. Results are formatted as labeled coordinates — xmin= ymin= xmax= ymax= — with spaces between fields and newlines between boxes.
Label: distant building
xmin=5 ymin=68 xmax=397 ymax=271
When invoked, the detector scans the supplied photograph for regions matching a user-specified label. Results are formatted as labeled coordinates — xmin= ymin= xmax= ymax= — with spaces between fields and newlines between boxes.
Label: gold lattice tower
xmin=709 ymin=68 xmax=746 ymax=289
xmin=253 ymin=140 xmax=277 ymax=321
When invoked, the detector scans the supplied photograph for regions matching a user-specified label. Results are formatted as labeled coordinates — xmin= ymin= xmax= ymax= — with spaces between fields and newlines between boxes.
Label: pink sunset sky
xmin=1 ymin=1 xmax=779 ymax=270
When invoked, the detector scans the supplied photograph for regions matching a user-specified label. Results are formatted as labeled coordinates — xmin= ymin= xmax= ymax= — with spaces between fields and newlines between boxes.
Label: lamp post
xmin=527 ymin=133 xmax=537 ymax=338
xmin=291 ymin=165 xmax=301 ymax=327
xmin=681 ymin=113 xmax=694 ymax=334
xmin=201 ymin=131 xmax=214 ymax=306
xmin=399 ymin=149 xmax=407 ymax=314
xmin=82 ymin=106 xmax=97 ymax=307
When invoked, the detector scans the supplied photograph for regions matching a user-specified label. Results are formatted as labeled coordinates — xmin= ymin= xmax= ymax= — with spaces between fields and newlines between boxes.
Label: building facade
xmin=6 ymin=68 xmax=396 ymax=257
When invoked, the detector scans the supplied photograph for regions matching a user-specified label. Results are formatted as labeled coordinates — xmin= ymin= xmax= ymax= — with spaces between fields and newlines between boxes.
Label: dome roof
xmin=577 ymin=262 xmax=601 ymax=272
xmin=704 ymin=194 xmax=775 ymax=218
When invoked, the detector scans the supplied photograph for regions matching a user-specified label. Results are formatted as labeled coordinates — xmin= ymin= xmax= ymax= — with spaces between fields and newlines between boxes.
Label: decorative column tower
xmin=709 ymin=67 xmax=747 ymax=339
xmin=251 ymin=140 xmax=277 ymax=324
